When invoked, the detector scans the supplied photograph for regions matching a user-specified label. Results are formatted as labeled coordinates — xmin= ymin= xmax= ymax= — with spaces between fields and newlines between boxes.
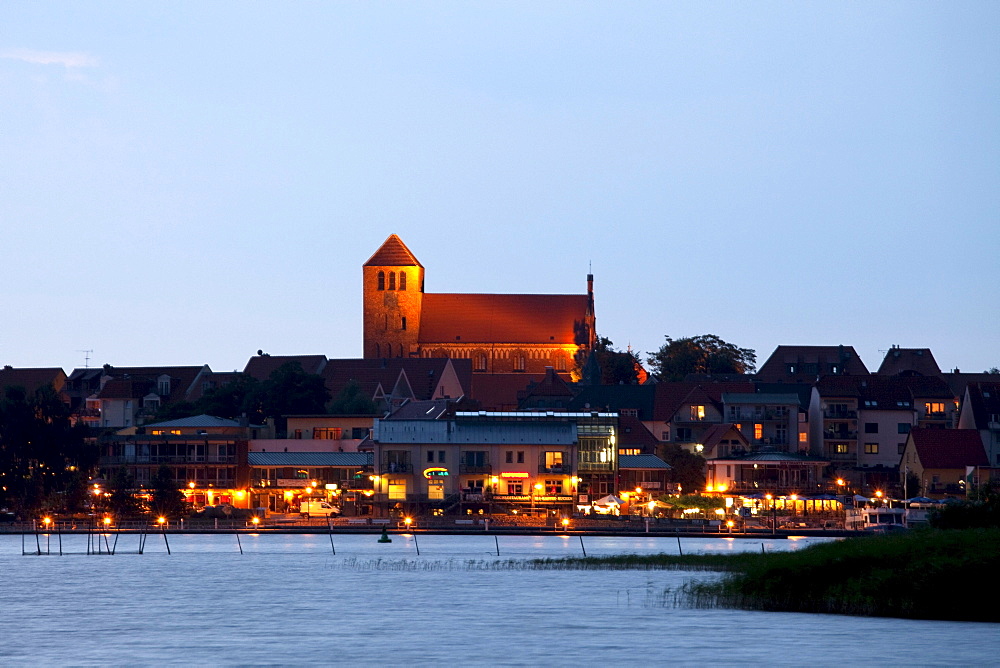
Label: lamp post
xmin=532 ymin=482 xmax=543 ymax=517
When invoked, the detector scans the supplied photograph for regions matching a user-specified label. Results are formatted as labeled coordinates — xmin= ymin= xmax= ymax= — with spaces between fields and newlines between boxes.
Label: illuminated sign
xmin=423 ymin=467 xmax=450 ymax=478
xmin=500 ymin=472 xmax=530 ymax=478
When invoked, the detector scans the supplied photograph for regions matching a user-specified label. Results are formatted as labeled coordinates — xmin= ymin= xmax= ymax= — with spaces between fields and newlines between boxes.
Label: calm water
xmin=1 ymin=533 xmax=994 ymax=666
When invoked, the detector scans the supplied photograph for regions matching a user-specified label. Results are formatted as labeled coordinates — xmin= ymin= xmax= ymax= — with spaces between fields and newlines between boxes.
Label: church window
xmin=388 ymin=272 xmax=396 ymax=290
xmin=514 ymin=355 xmax=526 ymax=372
xmin=401 ymin=317 xmax=407 ymax=331
xmin=399 ymin=272 xmax=406 ymax=290
xmin=556 ymin=355 xmax=566 ymax=371
xmin=398 ymin=344 xmax=403 ymax=357
xmin=375 ymin=343 xmax=381 ymax=357
xmin=474 ymin=353 xmax=487 ymax=371
xmin=377 ymin=271 xmax=385 ymax=290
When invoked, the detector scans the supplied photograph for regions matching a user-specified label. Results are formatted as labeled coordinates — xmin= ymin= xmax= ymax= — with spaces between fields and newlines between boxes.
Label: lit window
xmin=835 ymin=443 xmax=849 ymax=454
xmin=754 ymin=424 xmax=763 ymax=440
xmin=864 ymin=443 xmax=879 ymax=454
xmin=545 ymin=480 xmax=563 ymax=494
xmin=619 ymin=448 xmax=641 ymax=456
xmin=925 ymin=402 xmax=945 ymax=415
xmin=388 ymin=481 xmax=406 ymax=500
xmin=690 ymin=405 xmax=706 ymax=421
xmin=799 ymin=432 xmax=808 ymax=443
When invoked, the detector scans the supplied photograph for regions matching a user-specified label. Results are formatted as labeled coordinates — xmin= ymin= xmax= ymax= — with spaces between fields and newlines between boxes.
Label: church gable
xmin=364 ymin=234 xmax=423 ymax=267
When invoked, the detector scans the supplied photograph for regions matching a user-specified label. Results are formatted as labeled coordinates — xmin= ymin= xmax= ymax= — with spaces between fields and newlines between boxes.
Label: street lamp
xmin=532 ymin=483 xmax=543 ymax=516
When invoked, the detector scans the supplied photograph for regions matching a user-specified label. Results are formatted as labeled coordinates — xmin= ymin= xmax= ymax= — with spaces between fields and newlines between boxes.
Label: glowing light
xmin=102 ymin=517 xmax=112 ymax=526
xmin=836 ymin=478 xmax=845 ymax=486
xmin=875 ymin=490 xmax=883 ymax=498
xmin=726 ymin=520 xmax=735 ymax=528
xmin=251 ymin=516 xmax=260 ymax=525
xmin=404 ymin=517 xmax=413 ymax=526
xmin=423 ymin=467 xmax=449 ymax=479
xmin=561 ymin=518 xmax=570 ymax=527
xmin=157 ymin=516 xmax=166 ymax=525
xmin=188 ymin=482 xmax=196 ymax=489
xmin=715 ymin=508 xmax=725 ymax=515
xmin=533 ymin=483 xmax=544 ymax=492
xmin=235 ymin=490 xmax=245 ymax=500
xmin=635 ymin=487 xmax=642 ymax=494
xmin=716 ymin=484 xmax=728 ymax=493
xmin=42 ymin=517 xmax=52 ymax=526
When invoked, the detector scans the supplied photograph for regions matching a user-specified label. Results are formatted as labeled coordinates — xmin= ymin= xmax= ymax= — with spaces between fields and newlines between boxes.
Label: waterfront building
xmin=957 ymin=381 xmax=1000 ymax=467
xmin=370 ymin=406 xmax=617 ymax=516
xmin=900 ymin=428 xmax=991 ymax=498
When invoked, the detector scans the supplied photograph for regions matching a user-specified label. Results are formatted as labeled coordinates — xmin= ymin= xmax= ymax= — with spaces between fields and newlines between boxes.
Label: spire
xmin=364 ymin=234 xmax=423 ymax=267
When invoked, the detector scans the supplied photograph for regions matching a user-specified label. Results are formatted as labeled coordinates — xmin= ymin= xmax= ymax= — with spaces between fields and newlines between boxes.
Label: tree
xmin=328 ymin=380 xmax=381 ymax=415
xmin=590 ymin=337 xmax=643 ymax=385
xmin=658 ymin=443 xmax=706 ymax=493
xmin=247 ymin=362 xmax=331 ymax=435
xmin=107 ymin=466 xmax=140 ymax=517
xmin=929 ymin=481 xmax=1000 ymax=529
xmin=0 ymin=384 xmax=94 ymax=516
xmin=149 ymin=465 xmax=186 ymax=517
xmin=647 ymin=334 xmax=756 ymax=382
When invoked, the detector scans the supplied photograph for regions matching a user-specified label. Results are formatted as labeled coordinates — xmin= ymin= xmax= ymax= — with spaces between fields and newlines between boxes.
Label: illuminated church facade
xmin=363 ymin=235 xmax=596 ymax=377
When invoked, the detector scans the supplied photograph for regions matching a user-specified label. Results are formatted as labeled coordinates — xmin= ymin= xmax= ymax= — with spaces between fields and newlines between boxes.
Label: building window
xmin=377 ymin=271 xmax=385 ymax=290
xmin=676 ymin=428 xmax=692 ymax=443
xmin=398 ymin=272 xmax=406 ymax=291
xmin=898 ymin=443 xmax=906 ymax=455
xmin=313 ymin=428 xmax=342 ymax=439
xmin=864 ymin=443 xmax=879 ymax=454
xmin=388 ymin=272 xmax=396 ymax=290
xmin=401 ymin=317 xmax=407 ymax=331
xmin=689 ymin=405 xmax=706 ymax=421
xmin=799 ymin=432 xmax=808 ymax=443
xmin=474 ymin=354 xmax=487 ymax=372
xmin=621 ymin=408 xmax=638 ymax=417
xmin=517 ymin=451 xmax=525 ymax=464
xmin=507 ymin=481 xmax=523 ymax=495
xmin=388 ymin=480 xmax=406 ymax=500
xmin=619 ymin=448 xmax=640 ymax=455
xmin=427 ymin=451 xmax=435 ymax=462
xmin=898 ymin=423 xmax=911 ymax=434
xmin=834 ymin=443 xmax=849 ymax=454
xmin=428 ymin=480 xmax=444 ymax=500
xmin=754 ymin=424 xmax=763 ymax=440
xmin=544 ymin=451 xmax=564 ymax=472
xmin=545 ymin=480 xmax=563 ymax=494
xmin=294 ymin=429 xmax=302 ymax=439
xmin=505 ymin=451 xmax=513 ymax=464
xmin=925 ymin=402 xmax=945 ymax=415
xmin=555 ymin=356 xmax=567 ymax=371
xmin=865 ymin=423 xmax=878 ymax=434
xmin=514 ymin=355 xmax=526 ymax=372
xmin=438 ymin=451 xmax=445 ymax=463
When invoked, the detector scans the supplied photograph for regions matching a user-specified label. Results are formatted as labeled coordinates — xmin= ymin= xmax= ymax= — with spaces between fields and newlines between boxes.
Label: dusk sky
xmin=3 ymin=3 xmax=998 ymax=376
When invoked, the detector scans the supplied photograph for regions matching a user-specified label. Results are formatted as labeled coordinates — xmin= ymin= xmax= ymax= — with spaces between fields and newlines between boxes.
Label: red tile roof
xmin=322 ymin=358 xmax=472 ymax=403
xmin=243 ymin=355 xmax=328 ymax=380
xmin=876 ymin=347 xmax=942 ymax=377
xmin=757 ymin=345 xmax=869 ymax=382
xmin=97 ymin=379 xmax=150 ymax=400
xmin=469 ymin=373 xmax=542 ymax=411
xmin=0 ymin=367 xmax=66 ymax=395
xmin=910 ymin=428 xmax=988 ymax=469
xmin=618 ymin=414 xmax=659 ymax=449
xmin=364 ymin=234 xmax=423 ymax=267
xmin=651 ymin=381 xmax=755 ymax=421
xmin=420 ymin=293 xmax=591 ymax=345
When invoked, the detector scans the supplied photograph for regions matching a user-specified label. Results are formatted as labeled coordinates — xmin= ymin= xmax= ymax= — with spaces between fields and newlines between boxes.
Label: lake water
xmin=1 ymin=533 xmax=994 ymax=666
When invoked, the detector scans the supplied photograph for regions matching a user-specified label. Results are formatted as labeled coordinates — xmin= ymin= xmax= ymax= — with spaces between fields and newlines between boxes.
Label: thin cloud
xmin=1 ymin=48 xmax=98 ymax=68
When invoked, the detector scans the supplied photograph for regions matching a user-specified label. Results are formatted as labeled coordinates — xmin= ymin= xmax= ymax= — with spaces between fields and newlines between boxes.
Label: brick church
xmin=363 ymin=235 xmax=596 ymax=377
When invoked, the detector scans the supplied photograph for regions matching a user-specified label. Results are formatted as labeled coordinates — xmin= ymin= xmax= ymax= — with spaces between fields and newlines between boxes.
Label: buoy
xmin=378 ymin=527 xmax=392 ymax=543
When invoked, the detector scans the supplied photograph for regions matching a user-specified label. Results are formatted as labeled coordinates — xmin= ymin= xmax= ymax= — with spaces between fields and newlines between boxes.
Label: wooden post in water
xmin=579 ymin=535 xmax=587 ymax=557
xmin=413 ymin=534 xmax=420 ymax=556
xmin=235 ymin=530 xmax=243 ymax=555
xmin=327 ymin=518 xmax=336 ymax=555
xmin=676 ymin=536 xmax=683 ymax=556
xmin=162 ymin=528 xmax=171 ymax=555
xmin=495 ymin=535 xmax=500 ymax=556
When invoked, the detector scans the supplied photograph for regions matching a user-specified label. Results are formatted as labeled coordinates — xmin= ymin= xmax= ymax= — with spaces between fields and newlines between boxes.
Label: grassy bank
xmin=527 ymin=529 xmax=1000 ymax=621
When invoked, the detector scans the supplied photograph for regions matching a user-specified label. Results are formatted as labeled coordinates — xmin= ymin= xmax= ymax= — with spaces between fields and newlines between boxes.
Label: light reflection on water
xmin=0 ymin=534 xmax=993 ymax=666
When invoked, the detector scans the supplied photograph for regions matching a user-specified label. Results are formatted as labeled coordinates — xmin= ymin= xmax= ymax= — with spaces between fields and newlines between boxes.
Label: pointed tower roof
xmin=364 ymin=234 xmax=423 ymax=267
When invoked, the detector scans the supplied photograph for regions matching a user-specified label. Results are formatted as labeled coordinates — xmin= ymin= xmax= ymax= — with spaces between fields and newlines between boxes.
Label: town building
xmin=370 ymin=405 xmax=618 ymax=516
xmin=900 ymin=428 xmax=991 ymax=498
xmin=958 ymin=381 xmax=1000 ymax=467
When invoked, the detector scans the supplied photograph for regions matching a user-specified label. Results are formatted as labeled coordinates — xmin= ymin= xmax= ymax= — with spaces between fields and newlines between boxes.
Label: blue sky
xmin=3 ymin=2 xmax=998 ymax=375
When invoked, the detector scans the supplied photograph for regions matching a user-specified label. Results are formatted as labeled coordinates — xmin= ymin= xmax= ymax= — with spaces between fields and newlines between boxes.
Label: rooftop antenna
xmin=77 ymin=349 xmax=94 ymax=368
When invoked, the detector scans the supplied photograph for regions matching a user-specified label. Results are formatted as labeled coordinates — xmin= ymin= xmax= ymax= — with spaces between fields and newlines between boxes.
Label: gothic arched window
xmin=398 ymin=272 xmax=406 ymax=291
xmin=377 ymin=271 xmax=385 ymax=291
xmin=388 ymin=272 xmax=396 ymax=290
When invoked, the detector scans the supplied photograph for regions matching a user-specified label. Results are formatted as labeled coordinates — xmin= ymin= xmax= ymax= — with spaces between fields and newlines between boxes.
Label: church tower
xmin=363 ymin=235 xmax=424 ymax=359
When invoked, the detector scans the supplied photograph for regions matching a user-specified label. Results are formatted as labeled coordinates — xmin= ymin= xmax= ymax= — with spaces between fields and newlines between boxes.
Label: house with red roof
xmin=958 ymin=381 xmax=1000 ymax=468
xmin=362 ymin=234 xmax=596 ymax=377
xmin=0 ymin=366 xmax=67 ymax=400
xmin=900 ymin=428 xmax=991 ymax=498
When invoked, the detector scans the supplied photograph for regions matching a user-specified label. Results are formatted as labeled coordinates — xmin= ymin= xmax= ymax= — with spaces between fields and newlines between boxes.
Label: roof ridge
xmin=364 ymin=234 xmax=423 ymax=267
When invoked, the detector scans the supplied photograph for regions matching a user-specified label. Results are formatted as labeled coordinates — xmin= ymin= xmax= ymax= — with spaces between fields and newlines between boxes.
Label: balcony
xmin=823 ymin=431 xmax=857 ymax=440
xmin=459 ymin=464 xmax=491 ymax=474
xmin=100 ymin=455 xmax=236 ymax=465
xmin=381 ymin=462 xmax=412 ymax=473
xmin=824 ymin=410 xmax=857 ymax=419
